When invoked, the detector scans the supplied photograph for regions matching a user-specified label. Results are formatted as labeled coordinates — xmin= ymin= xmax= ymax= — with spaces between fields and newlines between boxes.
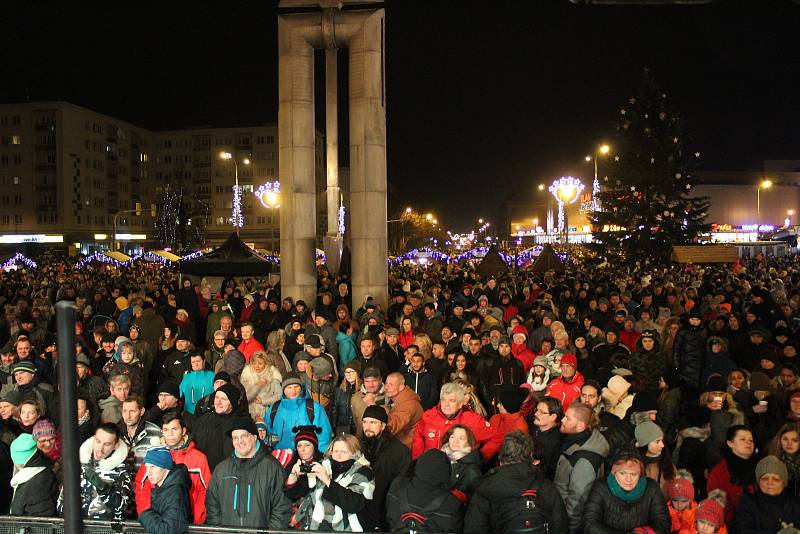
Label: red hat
xmin=667 ymin=478 xmax=694 ymax=501
xmin=560 ymin=354 xmax=578 ymax=368
xmin=791 ymin=391 xmax=800 ymax=402
xmin=695 ymin=497 xmax=724 ymax=528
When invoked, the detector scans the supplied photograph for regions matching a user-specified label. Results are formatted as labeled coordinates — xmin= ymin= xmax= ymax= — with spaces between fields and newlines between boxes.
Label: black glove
xmin=83 ymin=466 xmax=108 ymax=492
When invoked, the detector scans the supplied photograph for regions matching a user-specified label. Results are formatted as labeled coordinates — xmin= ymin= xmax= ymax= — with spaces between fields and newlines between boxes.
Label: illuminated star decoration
xmin=549 ymin=176 xmax=585 ymax=232
xmin=232 ymin=185 xmax=244 ymax=227
xmin=254 ymin=181 xmax=281 ymax=209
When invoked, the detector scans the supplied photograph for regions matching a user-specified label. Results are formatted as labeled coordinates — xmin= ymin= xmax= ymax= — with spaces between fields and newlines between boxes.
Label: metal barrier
xmin=0 ymin=516 xmax=390 ymax=534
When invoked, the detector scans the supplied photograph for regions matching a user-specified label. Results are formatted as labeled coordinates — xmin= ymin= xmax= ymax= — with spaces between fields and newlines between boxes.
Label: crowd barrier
xmin=0 ymin=516 xmax=390 ymax=534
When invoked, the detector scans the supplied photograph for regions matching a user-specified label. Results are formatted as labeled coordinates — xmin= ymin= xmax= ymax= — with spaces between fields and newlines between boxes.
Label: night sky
xmin=2 ymin=2 xmax=798 ymax=231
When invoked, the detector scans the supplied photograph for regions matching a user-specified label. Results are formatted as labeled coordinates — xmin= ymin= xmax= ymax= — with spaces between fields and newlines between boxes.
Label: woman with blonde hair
xmin=265 ymin=329 xmax=292 ymax=376
xmin=295 ymin=433 xmax=375 ymax=531
xmin=240 ymin=351 xmax=282 ymax=419
xmin=413 ymin=333 xmax=433 ymax=360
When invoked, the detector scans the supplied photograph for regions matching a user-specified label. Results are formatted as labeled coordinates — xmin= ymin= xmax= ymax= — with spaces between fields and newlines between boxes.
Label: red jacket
xmin=134 ymin=440 xmax=211 ymax=524
xmin=412 ymin=405 xmax=503 ymax=462
xmin=707 ymin=458 xmax=755 ymax=523
xmin=489 ymin=412 xmax=529 ymax=437
xmin=238 ymin=337 xmax=265 ymax=363
xmin=511 ymin=325 xmax=535 ymax=374
xmin=545 ymin=372 xmax=585 ymax=411
xmin=398 ymin=330 xmax=416 ymax=350
xmin=619 ymin=330 xmax=641 ymax=353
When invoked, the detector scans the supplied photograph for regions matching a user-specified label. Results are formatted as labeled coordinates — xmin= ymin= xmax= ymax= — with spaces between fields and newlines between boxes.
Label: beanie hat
xmin=634 ymin=421 xmax=664 ymax=448
xmin=216 ymin=383 xmax=241 ymax=407
xmin=499 ymin=387 xmax=529 ymax=414
xmin=497 ymin=335 xmax=511 ymax=347
xmin=560 ymin=353 xmax=578 ymax=368
xmin=0 ymin=388 xmax=22 ymax=406
xmin=362 ymin=367 xmax=382 ymax=380
xmin=225 ymin=416 xmax=258 ymax=437
xmin=533 ymin=355 xmax=548 ymax=369
xmin=11 ymin=361 xmax=37 ymax=375
xmin=603 ymin=375 xmax=631 ymax=400
xmin=695 ymin=492 xmax=726 ymax=528
xmin=609 ymin=445 xmax=644 ymax=471
xmin=309 ymin=357 xmax=333 ymax=380
xmin=705 ymin=374 xmax=728 ymax=394
xmin=32 ymin=419 xmax=56 ymax=441
xmin=749 ymin=371 xmax=772 ymax=393
xmin=640 ymin=330 xmax=658 ymax=341
xmin=413 ymin=449 xmax=452 ymax=487
xmin=255 ymin=417 xmax=268 ymax=434
xmin=101 ymin=333 xmax=116 ymax=344
xmin=157 ymin=381 xmax=180 ymax=399
xmin=362 ymin=405 xmax=389 ymax=424
xmin=344 ymin=361 xmax=361 ymax=375
xmin=756 ymin=455 xmax=788 ymax=485
xmin=667 ymin=477 xmax=695 ymax=501
xmin=144 ymin=447 xmax=174 ymax=470
xmin=305 ymin=334 xmax=323 ymax=349
xmin=10 ymin=434 xmax=37 ymax=466
xmin=114 ymin=336 xmax=130 ymax=346
xmin=213 ymin=371 xmax=231 ymax=383
xmin=175 ymin=333 xmax=193 ymax=343
xmin=282 ymin=372 xmax=304 ymax=391
xmin=76 ymin=353 xmax=92 ymax=368
xmin=293 ymin=425 xmax=321 ymax=448
xmin=631 ymin=391 xmax=659 ymax=413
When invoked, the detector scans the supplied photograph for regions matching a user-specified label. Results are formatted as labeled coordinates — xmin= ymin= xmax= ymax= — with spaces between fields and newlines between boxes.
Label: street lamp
xmin=549 ymin=176 xmax=585 ymax=244
xmin=586 ymin=144 xmax=611 ymax=211
xmin=220 ymin=151 xmax=250 ymax=234
xmin=756 ymin=179 xmax=773 ymax=229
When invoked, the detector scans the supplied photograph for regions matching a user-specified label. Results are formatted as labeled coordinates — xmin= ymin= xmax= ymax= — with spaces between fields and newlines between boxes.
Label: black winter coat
xmin=361 ymin=432 xmax=411 ymax=529
xmin=730 ymin=490 xmax=800 ymax=534
xmin=386 ymin=477 xmax=463 ymax=533
xmin=404 ymin=368 xmax=439 ymax=410
xmin=449 ymin=449 xmax=483 ymax=498
xmin=465 ymin=461 xmax=567 ymax=534
xmin=532 ymin=425 xmax=563 ymax=481
xmin=582 ymin=477 xmax=669 ymax=534
xmin=9 ymin=452 xmax=57 ymax=516
xmin=138 ymin=464 xmax=192 ymax=534
xmin=191 ymin=410 xmax=235 ymax=471
xmin=674 ymin=325 xmax=706 ymax=389
xmin=484 ymin=354 xmax=525 ymax=404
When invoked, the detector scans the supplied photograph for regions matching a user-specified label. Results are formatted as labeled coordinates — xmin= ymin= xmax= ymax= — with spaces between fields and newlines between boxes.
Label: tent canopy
xmin=105 ymin=251 xmax=132 ymax=262
xmin=530 ymin=244 xmax=564 ymax=273
xmin=150 ymin=250 xmax=182 ymax=262
xmin=180 ymin=233 xmax=274 ymax=276
xmin=476 ymin=245 xmax=510 ymax=277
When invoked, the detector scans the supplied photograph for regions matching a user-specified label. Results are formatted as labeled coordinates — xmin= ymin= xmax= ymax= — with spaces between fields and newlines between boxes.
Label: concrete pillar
xmin=323 ymin=48 xmax=343 ymax=275
xmin=348 ymin=9 xmax=388 ymax=311
xmin=278 ymin=16 xmax=318 ymax=306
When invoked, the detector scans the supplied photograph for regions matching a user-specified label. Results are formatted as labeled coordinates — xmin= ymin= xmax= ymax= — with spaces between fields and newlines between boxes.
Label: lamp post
xmin=586 ymin=144 xmax=610 ymax=211
xmin=549 ymin=177 xmax=585 ymax=245
xmin=220 ymin=152 xmax=250 ymax=235
xmin=757 ymin=179 xmax=773 ymax=230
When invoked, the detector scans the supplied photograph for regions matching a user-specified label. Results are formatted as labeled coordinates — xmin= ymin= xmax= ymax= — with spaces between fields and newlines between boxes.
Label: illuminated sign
xmin=0 ymin=234 xmax=63 ymax=244
xmin=741 ymin=224 xmax=775 ymax=232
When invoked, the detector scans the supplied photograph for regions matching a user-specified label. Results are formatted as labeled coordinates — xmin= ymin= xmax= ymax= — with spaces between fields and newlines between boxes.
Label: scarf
xmin=561 ymin=429 xmax=591 ymax=454
xmin=606 ymin=473 xmax=647 ymax=503
xmin=724 ymin=447 xmax=757 ymax=487
xmin=303 ymin=456 xmax=374 ymax=532
xmin=78 ymin=411 xmax=92 ymax=427
xmin=782 ymin=451 xmax=800 ymax=482
xmin=441 ymin=443 xmax=472 ymax=463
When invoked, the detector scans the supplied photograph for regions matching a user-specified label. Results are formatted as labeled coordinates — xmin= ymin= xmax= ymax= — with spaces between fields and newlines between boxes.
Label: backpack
xmin=500 ymin=488 xmax=552 ymax=534
xmin=392 ymin=481 xmax=450 ymax=534
xmin=270 ymin=397 xmax=316 ymax=427
xmin=565 ymin=449 xmax=605 ymax=478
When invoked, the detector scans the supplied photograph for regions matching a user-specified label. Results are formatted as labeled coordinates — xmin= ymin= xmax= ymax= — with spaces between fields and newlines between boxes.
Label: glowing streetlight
xmin=219 ymin=152 xmax=251 ymax=233
xmin=425 ymin=213 xmax=433 ymax=221
xmin=538 ymin=184 xmax=545 ymax=191
xmin=549 ymin=176 xmax=585 ymax=244
xmin=757 ymin=179 xmax=773 ymax=228
xmin=587 ymin=144 xmax=611 ymax=211
xmin=405 ymin=207 xmax=412 ymax=213
xmin=478 ymin=218 xmax=484 ymax=224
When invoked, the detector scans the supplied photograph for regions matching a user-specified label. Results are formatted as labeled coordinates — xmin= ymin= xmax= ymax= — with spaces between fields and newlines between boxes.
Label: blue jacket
xmin=266 ymin=386 xmax=332 ymax=452
xmin=336 ymin=331 xmax=358 ymax=369
xmin=118 ymin=307 xmax=133 ymax=336
xmin=180 ymin=370 xmax=215 ymax=414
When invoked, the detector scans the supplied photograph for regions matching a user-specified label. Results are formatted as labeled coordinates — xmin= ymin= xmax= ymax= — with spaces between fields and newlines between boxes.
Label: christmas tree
xmin=589 ymin=69 xmax=710 ymax=264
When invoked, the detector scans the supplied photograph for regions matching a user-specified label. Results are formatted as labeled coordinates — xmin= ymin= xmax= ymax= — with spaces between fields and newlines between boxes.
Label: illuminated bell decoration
xmin=549 ymin=177 xmax=584 ymax=205
xmin=255 ymin=181 xmax=281 ymax=209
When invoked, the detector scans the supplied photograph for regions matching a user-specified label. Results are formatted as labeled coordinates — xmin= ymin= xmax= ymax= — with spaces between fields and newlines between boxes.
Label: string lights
xmin=1 ymin=253 xmax=37 ymax=271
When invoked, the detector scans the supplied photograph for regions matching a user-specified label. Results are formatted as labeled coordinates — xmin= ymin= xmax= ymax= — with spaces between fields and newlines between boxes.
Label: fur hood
xmin=79 ymin=436 xmax=129 ymax=472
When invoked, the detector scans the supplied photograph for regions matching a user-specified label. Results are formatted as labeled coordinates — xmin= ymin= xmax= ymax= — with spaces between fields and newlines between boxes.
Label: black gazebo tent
xmin=180 ymin=233 xmax=274 ymax=276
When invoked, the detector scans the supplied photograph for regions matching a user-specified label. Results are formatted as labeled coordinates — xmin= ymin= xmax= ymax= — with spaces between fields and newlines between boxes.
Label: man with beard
xmin=360 ymin=405 xmax=411 ymax=531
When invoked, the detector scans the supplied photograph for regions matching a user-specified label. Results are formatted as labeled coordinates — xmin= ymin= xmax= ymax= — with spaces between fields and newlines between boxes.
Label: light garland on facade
xmin=232 ymin=185 xmax=244 ymax=228
xmin=1 ymin=253 xmax=37 ymax=271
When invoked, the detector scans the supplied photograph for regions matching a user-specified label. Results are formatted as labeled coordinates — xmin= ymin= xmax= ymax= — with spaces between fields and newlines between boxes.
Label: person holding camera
xmin=284 ymin=425 xmax=324 ymax=505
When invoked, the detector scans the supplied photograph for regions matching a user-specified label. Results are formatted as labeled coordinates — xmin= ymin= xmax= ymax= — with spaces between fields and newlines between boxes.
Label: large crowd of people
xmin=1 ymin=250 xmax=800 ymax=533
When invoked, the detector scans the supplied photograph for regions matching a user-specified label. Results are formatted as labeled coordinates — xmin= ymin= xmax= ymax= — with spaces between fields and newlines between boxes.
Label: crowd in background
xmin=1 ymin=251 xmax=800 ymax=532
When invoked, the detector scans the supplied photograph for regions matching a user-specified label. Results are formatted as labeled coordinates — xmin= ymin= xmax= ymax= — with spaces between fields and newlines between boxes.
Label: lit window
xmin=11 ymin=136 xmax=21 ymax=145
